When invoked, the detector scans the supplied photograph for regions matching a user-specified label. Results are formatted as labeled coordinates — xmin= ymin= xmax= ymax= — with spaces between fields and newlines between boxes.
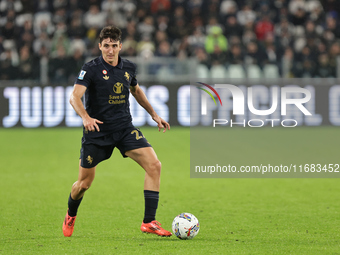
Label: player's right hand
xmin=83 ymin=117 xmax=103 ymax=132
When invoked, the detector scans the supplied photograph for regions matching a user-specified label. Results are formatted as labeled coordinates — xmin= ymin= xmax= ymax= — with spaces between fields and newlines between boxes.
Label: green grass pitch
xmin=0 ymin=127 xmax=340 ymax=254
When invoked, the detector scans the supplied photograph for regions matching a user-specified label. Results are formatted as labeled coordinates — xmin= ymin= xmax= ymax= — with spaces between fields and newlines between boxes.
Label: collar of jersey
xmin=100 ymin=55 xmax=123 ymax=70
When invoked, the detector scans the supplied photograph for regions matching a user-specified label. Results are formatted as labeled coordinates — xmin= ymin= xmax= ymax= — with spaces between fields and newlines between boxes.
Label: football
xmin=172 ymin=213 xmax=200 ymax=239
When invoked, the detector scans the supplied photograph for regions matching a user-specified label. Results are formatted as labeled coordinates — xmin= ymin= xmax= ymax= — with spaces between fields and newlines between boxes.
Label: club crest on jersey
xmin=124 ymin=72 xmax=130 ymax=81
xmin=113 ymin=82 xmax=123 ymax=94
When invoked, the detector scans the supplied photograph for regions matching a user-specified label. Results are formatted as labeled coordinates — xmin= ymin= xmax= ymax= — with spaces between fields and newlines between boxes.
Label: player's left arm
xmin=130 ymin=84 xmax=170 ymax=133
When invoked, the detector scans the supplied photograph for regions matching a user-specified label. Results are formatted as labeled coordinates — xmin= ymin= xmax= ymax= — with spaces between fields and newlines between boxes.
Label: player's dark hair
xmin=99 ymin=26 xmax=122 ymax=43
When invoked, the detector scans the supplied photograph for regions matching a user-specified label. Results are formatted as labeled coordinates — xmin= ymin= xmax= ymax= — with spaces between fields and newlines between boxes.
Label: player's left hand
xmin=152 ymin=116 xmax=170 ymax=133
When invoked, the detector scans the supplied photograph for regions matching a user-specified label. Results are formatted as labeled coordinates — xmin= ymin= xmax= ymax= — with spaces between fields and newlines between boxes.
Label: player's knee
xmin=149 ymin=159 xmax=161 ymax=176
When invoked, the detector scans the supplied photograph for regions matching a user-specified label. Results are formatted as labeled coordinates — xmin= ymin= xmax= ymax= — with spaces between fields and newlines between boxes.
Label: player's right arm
xmin=70 ymin=84 xmax=103 ymax=132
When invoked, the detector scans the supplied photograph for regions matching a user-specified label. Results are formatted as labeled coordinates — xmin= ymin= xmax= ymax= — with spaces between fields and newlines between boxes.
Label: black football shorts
xmin=80 ymin=126 xmax=152 ymax=168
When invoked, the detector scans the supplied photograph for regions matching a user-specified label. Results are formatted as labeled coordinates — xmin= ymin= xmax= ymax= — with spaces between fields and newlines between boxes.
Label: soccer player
xmin=62 ymin=26 xmax=172 ymax=237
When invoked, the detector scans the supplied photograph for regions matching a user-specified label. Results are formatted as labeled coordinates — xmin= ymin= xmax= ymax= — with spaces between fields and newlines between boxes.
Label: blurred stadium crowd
xmin=0 ymin=0 xmax=339 ymax=83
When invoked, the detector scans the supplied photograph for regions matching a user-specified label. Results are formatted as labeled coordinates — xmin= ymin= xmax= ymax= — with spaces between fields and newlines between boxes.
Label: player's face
xmin=99 ymin=38 xmax=122 ymax=65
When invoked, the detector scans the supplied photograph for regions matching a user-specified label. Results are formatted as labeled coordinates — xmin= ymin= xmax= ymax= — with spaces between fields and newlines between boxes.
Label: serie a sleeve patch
xmin=78 ymin=70 xmax=87 ymax=80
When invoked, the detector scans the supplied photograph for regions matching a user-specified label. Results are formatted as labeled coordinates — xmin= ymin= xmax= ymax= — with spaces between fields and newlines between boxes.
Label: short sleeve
xmin=130 ymin=63 xmax=138 ymax=86
xmin=75 ymin=65 xmax=92 ymax=87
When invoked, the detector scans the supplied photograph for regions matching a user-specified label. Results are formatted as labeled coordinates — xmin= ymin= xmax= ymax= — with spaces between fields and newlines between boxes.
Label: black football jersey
xmin=75 ymin=56 xmax=138 ymax=135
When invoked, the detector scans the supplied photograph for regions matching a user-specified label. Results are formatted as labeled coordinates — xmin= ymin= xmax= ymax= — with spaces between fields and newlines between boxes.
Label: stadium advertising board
xmin=0 ymin=84 xmax=181 ymax=128
xmin=1 ymin=79 xmax=340 ymax=128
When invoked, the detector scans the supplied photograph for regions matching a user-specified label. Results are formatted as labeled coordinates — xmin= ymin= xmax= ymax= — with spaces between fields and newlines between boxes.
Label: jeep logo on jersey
xmin=113 ymin=82 xmax=123 ymax=94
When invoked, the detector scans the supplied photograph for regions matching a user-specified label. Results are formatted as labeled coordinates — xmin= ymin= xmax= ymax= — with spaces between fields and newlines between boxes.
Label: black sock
xmin=143 ymin=190 xmax=159 ymax=223
xmin=68 ymin=193 xmax=83 ymax=217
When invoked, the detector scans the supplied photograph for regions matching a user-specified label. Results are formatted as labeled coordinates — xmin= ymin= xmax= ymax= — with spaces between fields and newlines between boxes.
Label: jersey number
xmin=131 ymin=130 xmax=144 ymax=140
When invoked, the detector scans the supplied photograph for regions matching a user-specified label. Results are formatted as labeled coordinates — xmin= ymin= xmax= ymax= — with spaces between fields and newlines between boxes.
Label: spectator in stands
xmin=0 ymin=36 xmax=4 ymax=55
xmin=322 ymin=29 xmax=336 ymax=44
xmin=314 ymin=53 xmax=336 ymax=77
xmin=48 ymin=44 xmax=69 ymax=83
xmin=170 ymin=5 xmax=186 ymax=24
xmin=304 ymin=19 xmax=319 ymax=39
xmin=224 ymin=15 xmax=243 ymax=39
xmin=186 ymin=4 xmax=203 ymax=27
xmin=242 ymin=28 xmax=256 ymax=45
xmin=120 ymin=35 xmax=138 ymax=57
xmin=1 ymin=20 xmax=18 ymax=40
xmin=69 ymin=37 xmax=86 ymax=58
xmin=17 ymin=19 xmax=34 ymax=48
xmin=208 ymin=44 xmax=227 ymax=67
xmin=67 ymin=17 xmax=87 ymax=40
xmin=205 ymin=17 xmax=223 ymax=36
xmin=187 ymin=27 xmax=206 ymax=53
xmin=33 ymin=31 xmax=51 ymax=55
xmin=309 ymin=3 xmax=324 ymax=24
xmin=83 ymin=5 xmax=106 ymax=29
xmin=155 ymin=15 xmax=169 ymax=34
xmin=0 ymin=0 xmax=23 ymax=15
xmin=244 ymin=41 xmax=267 ymax=68
xmin=202 ymin=0 xmax=220 ymax=20
xmin=33 ymin=12 xmax=55 ymax=37
xmin=53 ymin=0 xmax=67 ymax=10
xmin=237 ymin=4 xmax=256 ymax=26
xmin=168 ymin=17 xmax=191 ymax=42
xmin=195 ymin=47 xmax=210 ymax=68
xmin=20 ymin=0 xmax=33 ymax=13
xmin=154 ymin=30 xmax=168 ymax=49
xmin=292 ymin=45 xmax=316 ymax=77
xmin=205 ymin=26 xmax=228 ymax=55
xmin=291 ymin=7 xmax=308 ymax=26
xmin=136 ymin=0 xmax=151 ymax=13
xmin=137 ymin=16 xmax=155 ymax=41
xmin=282 ymin=46 xmax=294 ymax=77
xmin=255 ymin=15 xmax=274 ymax=41
xmin=34 ymin=0 xmax=54 ymax=13
xmin=103 ymin=0 xmax=136 ymax=28
xmin=274 ymin=18 xmax=295 ymax=39
xmin=263 ymin=33 xmax=283 ymax=66
xmin=328 ymin=41 xmax=340 ymax=74
xmin=67 ymin=47 xmax=85 ymax=82
xmin=275 ymin=18 xmax=295 ymax=48
xmin=121 ymin=20 xmax=139 ymax=42
xmin=52 ymin=7 xmax=67 ymax=24
xmin=150 ymin=0 xmax=171 ymax=15
xmin=226 ymin=44 xmax=244 ymax=65
xmin=18 ymin=45 xmax=38 ymax=79
xmin=101 ymin=0 xmax=121 ymax=17
xmin=176 ymin=35 xmax=190 ymax=59
xmin=220 ymin=0 xmax=238 ymax=22
xmin=16 ymin=31 xmax=34 ymax=49
xmin=316 ymin=41 xmax=327 ymax=56
xmin=137 ymin=34 xmax=155 ymax=59
xmin=155 ymin=40 xmax=173 ymax=57
xmin=324 ymin=14 xmax=340 ymax=39
xmin=0 ymin=8 xmax=16 ymax=26
xmin=0 ymin=0 xmax=339 ymax=82
xmin=323 ymin=0 xmax=340 ymax=14
xmin=50 ymin=22 xmax=70 ymax=57
xmin=0 ymin=48 xmax=18 ymax=79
